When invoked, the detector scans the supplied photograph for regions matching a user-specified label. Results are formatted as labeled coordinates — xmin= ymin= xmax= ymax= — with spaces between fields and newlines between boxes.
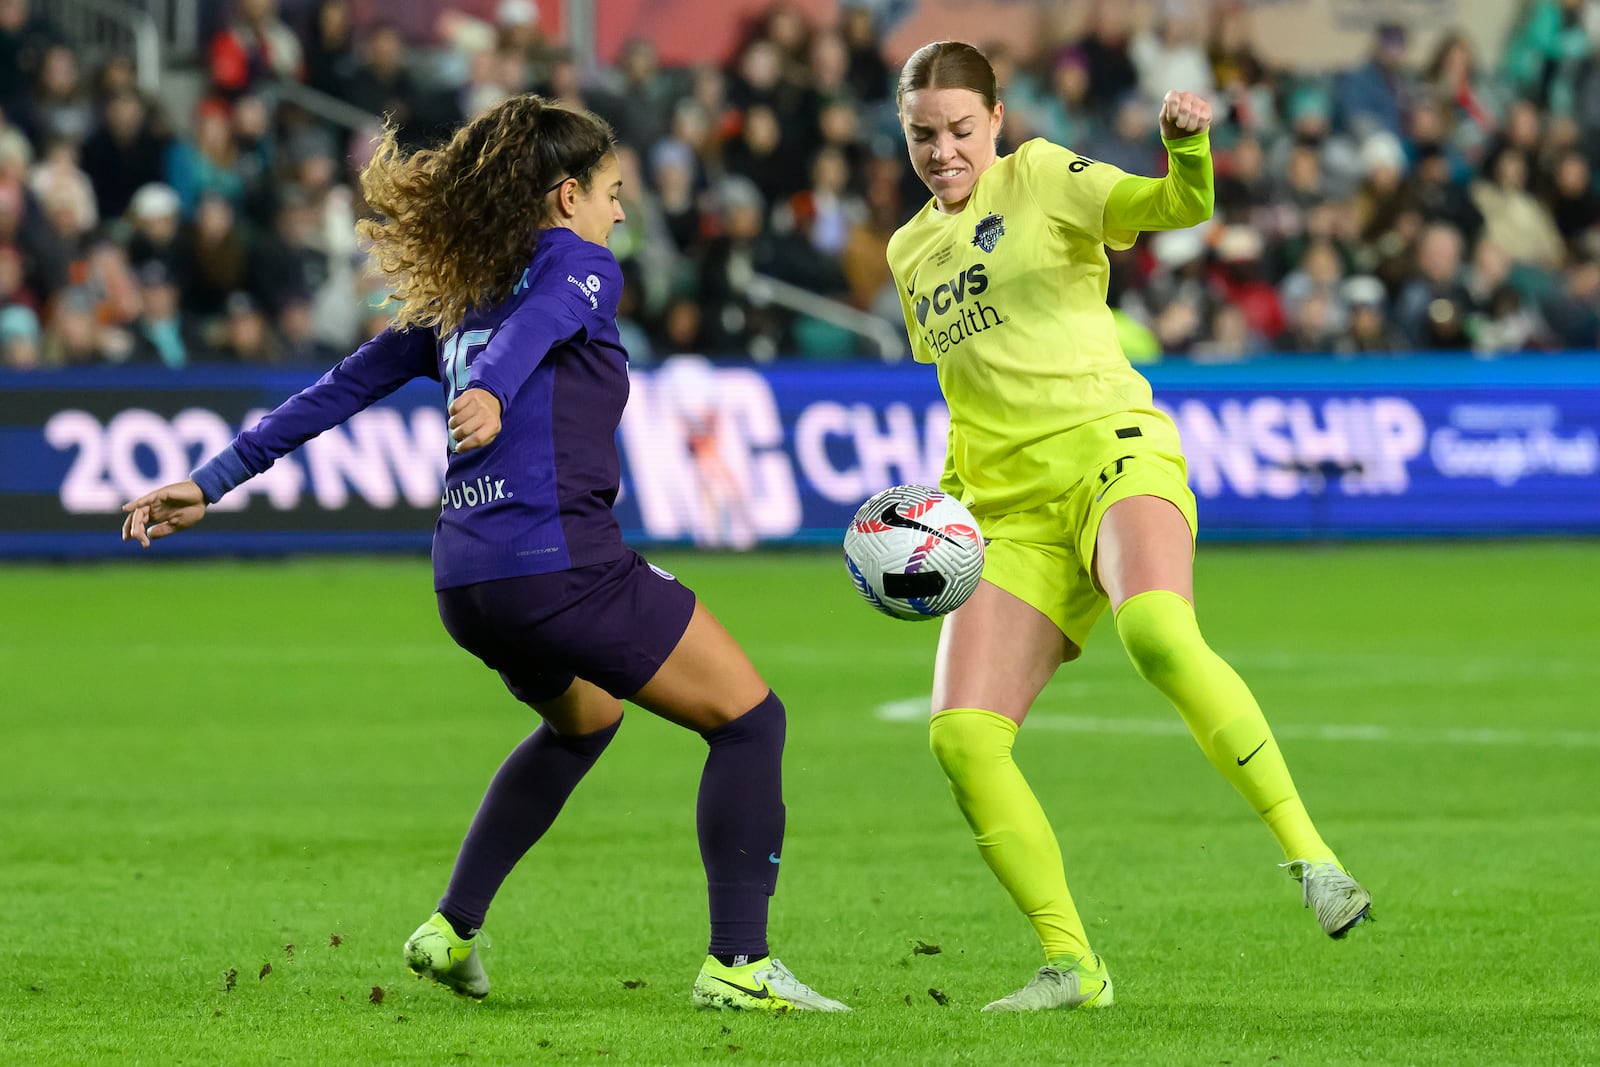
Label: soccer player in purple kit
xmin=118 ymin=95 xmax=848 ymax=1014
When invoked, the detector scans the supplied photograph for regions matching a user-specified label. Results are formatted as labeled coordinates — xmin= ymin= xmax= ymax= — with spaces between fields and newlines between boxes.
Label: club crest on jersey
xmin=971 ymin=213 xmax=1005 ymax=253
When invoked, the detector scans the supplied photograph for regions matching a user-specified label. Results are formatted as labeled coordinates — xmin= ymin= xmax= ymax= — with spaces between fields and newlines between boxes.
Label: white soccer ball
xmin=843 ymin=484 xmax=985 ymax=621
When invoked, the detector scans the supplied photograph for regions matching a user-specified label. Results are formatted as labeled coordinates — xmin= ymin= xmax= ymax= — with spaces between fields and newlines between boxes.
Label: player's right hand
xmin=121 ymin=480 xmax=208 ymax=547
xmin=449 ymin=387 xmax=502 ymax=452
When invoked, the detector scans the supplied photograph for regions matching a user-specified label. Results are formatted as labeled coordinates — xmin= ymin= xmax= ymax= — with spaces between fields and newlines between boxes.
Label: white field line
xmin=874 ymin=698 xmax=1600 ymax=747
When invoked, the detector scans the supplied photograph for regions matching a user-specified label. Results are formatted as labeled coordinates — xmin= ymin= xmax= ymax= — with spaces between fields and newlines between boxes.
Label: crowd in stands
xmin=2 ymin=0 xmax=1599 ymax=370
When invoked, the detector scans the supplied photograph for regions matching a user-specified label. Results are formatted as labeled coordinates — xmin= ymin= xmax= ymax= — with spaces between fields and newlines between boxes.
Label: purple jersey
xmin=437 ymin=228 xmax=627 ymax=587
xmin=193 ymin=228 xmax=629 ymax=591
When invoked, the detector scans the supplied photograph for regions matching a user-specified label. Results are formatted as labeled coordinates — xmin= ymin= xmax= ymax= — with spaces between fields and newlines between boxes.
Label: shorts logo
xmin=972 ymin=213 xmax=1005 ymax=253
xmin=1094 ymin=455 xmax=1136 ymax=503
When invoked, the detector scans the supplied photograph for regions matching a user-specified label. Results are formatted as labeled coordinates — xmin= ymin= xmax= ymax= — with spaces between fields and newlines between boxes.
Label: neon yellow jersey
xmin=887 ymin=135 xmax=1208 ymax=516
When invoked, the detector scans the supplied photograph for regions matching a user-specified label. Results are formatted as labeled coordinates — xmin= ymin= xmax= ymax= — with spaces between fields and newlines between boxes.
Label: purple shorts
xmin=436 ymin=550 xmax=697 ymax=705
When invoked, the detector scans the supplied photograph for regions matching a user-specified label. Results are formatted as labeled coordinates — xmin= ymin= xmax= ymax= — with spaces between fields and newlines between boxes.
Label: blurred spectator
xmin=29 ymin=138 xmax=97 ymax=237
xmin=1504 ymin=0 xmax=1594 ymax=114
xmin=650 ymin=138 xmax=707 ymax=257
xmin=1545 ymin=148 xmax=1600 ymax=252
xmin=1406 ymin=145 xmax=1483 ymax=243
xmin=17 ymin=44 xmax=93 ymax=151
xmin=0 ymin=243 xmax=36 ymax=308
xmin=1336 ymin=23 xmax=1415 ymax=138
xmin=591 ymin=38 xmax=676 ymax=152
xmin=1539 ymin=254 xmax=1600 ymax=346
xmin=1395 ymin=222 xmax=1476 ymax=348
xmin=175 ymin=194 xmax=251 ymax=319
xmin=216 ymin=290 xmax=282 ymax=363
xmin=1423 ymin=31 xmax=1502 ymax=161
xmin=0 ymin=0 xmax=59 ymax=114
xmin=1279 ymin=239 xmax=1349 ymax=336
xmin=1281 ymin=290 xmax=1344 ymax=352
xmin=1084 ymin=95 xmax=1162 ymax=176
xmin=698 ymin=177 xmax=788 ymax=356
xmin=1079 ymin=0 xmax=1139 ymax=112
xmin=79 ymin=89 xmax=168 ymax=221
xmin=166 ymin=98 xmax=248 ymax=219
xmin=1130 ymin=0 xmax=1213 ymax=105
xmin=344 ymin=23 xmax=421 ymax=136
xmin=126 ymin=182 xmax=183 ymax=273
xmin=1473 ymin=281 xmax=1545 ymax=355
xmin=249 ymin=188 xmax=329 ymax=317
xmin=0 ymin=301 xmax=40 ymax=367
xmin=1210 ymin=225 xmax=1285 ymax=341
xmin=209 ymin=0 xmax=304 ymax=98
xmin=1029 ymin=48 xmax=1099 ymax=149
xmin=304 ymin=0 xmax=357 ymax=100
xmin=839 ymin=4 xmax=889 ymax=103
xmin=275 ymin=292 xmax=341 ymax=365
xmin=0 ymin=175 xmax=68 ymax=300
xmin=43 ymin=285 xmax=117 ymax=364
xmin=1333 ymin=275 xmax=1405 ymax=353
xmin=723 ymin=104 xmax=802 ymax=204
xmin=129 ymin=260 xmax=197 ymax=368
xmin=1191 ymin=303 xmax=1265 ymax=362
xmin=1470 ymin=147 xmax=1565 ymax=270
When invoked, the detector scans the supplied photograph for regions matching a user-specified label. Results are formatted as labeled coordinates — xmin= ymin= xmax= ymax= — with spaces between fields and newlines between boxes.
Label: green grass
xmin=3 ymin=542 xmax=1599 ymax=1065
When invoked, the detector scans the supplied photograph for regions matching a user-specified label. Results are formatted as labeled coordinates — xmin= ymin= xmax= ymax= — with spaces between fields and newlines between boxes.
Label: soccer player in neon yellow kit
xmin=886 ymin=41 xmax=1372 ymax=1012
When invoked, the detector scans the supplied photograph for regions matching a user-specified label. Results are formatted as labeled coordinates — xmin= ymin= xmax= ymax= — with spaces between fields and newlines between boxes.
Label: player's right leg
xmin=930 ymin=571 xmax=1112 ymax=1010
xmin=408 ymin=578 xmax=629 ymax=998
xmin=404 ymin=675 xmax=624 ymax=997
xmin=629 ymin=598 xmax=849 ymax=1013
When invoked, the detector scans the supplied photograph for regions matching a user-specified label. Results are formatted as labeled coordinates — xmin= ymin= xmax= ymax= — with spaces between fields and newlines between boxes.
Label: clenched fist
xmin=448 ymin=387 xmax=503 ymax=452
xmin=1160 ymin=90 xmax=1212 ymax=141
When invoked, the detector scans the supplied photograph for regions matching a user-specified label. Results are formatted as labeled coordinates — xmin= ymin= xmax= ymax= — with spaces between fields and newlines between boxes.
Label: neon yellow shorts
xmin=975 ymin=410 xmax=1198 ymax=648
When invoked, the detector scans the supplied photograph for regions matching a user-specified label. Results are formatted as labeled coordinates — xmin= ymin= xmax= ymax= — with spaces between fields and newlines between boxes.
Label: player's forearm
xmin=1103 ymin=131 xmax=1214 ymax=233
xmin=465 ymin=311 xmax=581 ymax=415
xmin=193 ymin=329 xmax=427 ymax=503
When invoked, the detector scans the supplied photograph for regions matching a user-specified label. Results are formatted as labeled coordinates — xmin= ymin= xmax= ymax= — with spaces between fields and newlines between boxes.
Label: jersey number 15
xmin=442 ymin=328 xmax=494 ymax=407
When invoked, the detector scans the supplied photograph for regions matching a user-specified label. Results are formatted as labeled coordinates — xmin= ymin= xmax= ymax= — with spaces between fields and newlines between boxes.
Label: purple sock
xmin=438 ymin=718 xmax=620 ymax=934
xmin=698 ymin=690 xmax=786 ymax=959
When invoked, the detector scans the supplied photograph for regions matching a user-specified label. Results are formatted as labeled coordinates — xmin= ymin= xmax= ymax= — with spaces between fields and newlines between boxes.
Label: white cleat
xmin=1283 ymin=859 xmax=1373 ymax=939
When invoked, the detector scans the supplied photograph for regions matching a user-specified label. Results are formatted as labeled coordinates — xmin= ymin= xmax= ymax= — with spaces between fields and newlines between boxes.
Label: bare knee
xmin=534 ymin=679 xmax=624 ymax=736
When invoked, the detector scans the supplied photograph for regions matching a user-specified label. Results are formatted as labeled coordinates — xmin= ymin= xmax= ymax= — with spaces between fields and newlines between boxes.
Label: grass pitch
xmin=3 ymin=542 xmax=1599 ymax=1065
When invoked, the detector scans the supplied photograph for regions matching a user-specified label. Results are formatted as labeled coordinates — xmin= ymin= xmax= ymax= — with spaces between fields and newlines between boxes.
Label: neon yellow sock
xmin=1115 ymin=590 xmax=1334 ymax=864
xmin=929 ymin=708 xmax=1091 ymax=962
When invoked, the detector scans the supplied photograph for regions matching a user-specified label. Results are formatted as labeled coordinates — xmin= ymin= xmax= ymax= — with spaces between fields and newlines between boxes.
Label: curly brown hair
xmin=357 ymin=94 xmax=615 ymax=335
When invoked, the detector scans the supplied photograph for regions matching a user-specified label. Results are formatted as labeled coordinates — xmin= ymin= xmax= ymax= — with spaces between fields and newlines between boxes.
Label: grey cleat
xmin=981 ymin=953 xmax=1114 ymax=1012
xmin=1283 ymin=859 xmax=1373 ymax=939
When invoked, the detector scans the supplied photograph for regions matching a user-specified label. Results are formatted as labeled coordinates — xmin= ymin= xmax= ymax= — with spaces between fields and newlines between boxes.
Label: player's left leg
xmin=629 ymin=597 xmax=849 ymax=1012
xmin=1094 ymin=494 xmax=1370 ymax=939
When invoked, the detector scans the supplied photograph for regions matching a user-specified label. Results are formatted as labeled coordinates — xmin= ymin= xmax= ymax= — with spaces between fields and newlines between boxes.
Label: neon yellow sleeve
xmin=939 ymin=422 xmax=964 ymax=501
xmin=1102 ymin=130 xmax=1214 ymax=241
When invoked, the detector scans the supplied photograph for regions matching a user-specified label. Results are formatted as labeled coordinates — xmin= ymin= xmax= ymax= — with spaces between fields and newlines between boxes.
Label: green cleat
xmin=404 ymin=912 xmax=489 ymax=999
xmin=692 ymin=955 xmax=851 ymax=1013
xmin=1283 ymin=859 xmax=1373 ymax=939
xmin=982 ymin=953 xmax=1114 ymax=1012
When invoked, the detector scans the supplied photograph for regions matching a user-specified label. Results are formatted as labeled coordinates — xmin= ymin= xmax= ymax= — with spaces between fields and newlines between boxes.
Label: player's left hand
xmin=449 ymin=387 xmax=502 ymax=452
xmin=1160 ymin=90 xmax=1212 ymax=140
xmin=121 ymin=480 xmax=208 ymax=547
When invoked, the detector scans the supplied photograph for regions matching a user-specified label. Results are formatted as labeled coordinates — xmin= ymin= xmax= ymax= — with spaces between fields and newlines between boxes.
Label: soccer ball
xmin=843 ymin=485 xmax=985 ymax=621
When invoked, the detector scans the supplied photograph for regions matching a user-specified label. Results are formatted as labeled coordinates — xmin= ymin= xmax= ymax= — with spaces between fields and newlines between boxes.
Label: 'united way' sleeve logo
xmin=972 ymin=213 xmax=1005 ymax=253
